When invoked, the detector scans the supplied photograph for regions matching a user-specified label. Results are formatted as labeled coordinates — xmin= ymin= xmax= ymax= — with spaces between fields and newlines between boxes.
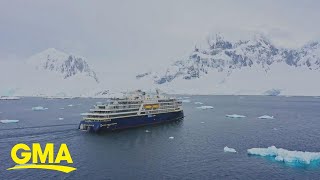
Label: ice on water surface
xmin=226 ymin=114 xmax=246 ymax=118
xmin=0 ymin=119 xmax=19 ymax=123
xmin=194 ymin=102 xmax=203 ymax=105
xmin=169 ymin=136 xmax=174 ymax=139
xmin=181 ymin=99 xmax=191 ymax=103
xmin=32 ymin=106 xmax=48 ymax=111
xmin=224 ymin=146 xmax=237 ymax=153
xmin=258 ymin=115 xmax=274 ymax=119
xmin=58 ymin=118 xmax=64 ymax=120
xmin=196 ymin=106 xmax=214 ymax=109
xmin=248 ymin=146 xmax=320 ymax=165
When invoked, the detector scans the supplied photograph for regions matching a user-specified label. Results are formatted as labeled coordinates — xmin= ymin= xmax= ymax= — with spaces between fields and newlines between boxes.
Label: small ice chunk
xmin=59 ymin=108 xmax=65 ymax=110
xmin=226 ymin=114 xmax=246 ymax=118
xmin=247 ymin=146 xmax=320 ymax=165
xmin=194 ymin=102 xmax=203 ymax=105
xmin=169 ymin=136 xmax=174 ymax=139
xmin=145 ymin=130 xmax=150 ymax=133
xmin=273 ymin=128 xmax=278 ymax=131
xmin=258 ymin=115 xmax=274 ymax=119
xmin=58 ymin=118 xmax=64 ymax=120
xmin=32 ymin=106 xmax=48 ymax=111
xmin=201 ymin=122 xmax=205 ymax=124
xmin=0 ymin=119 xmax=19 ymax=123
xmin=181 ymin=99 xmax=191 ymax=103
xmin=224 ymin=146 xmax=237 ymax=153
xmin=67 ymin=104 xmax=74 ymax=107
xmin=196 ymin=106 xmax=214 ymax=109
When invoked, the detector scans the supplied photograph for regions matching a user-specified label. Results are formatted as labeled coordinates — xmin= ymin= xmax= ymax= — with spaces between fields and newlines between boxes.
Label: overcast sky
xmin=1 ymin=0 xmax=320 ymax=72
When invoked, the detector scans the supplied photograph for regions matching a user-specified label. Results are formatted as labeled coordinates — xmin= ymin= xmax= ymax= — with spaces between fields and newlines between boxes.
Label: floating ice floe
xmin=201 ymin=122 xmax=205 ymax=124
xmin=194 ymin=102 xmax=203 ymax=105
xmin=145 ymin=130 xmax=150 ymax=133
xmin=0 ymin=119 xmax=19 ymax=123
xmin=181 ymin=99 xmax=191 ymax=103
xmin=258 ymin=115 xmax=275 ymax=119
xmin=226 ymin=114 xmax=246 ymax=118
xmin=224 ymin=146 xmax=237 ymax=153
xmin=196 ymin=106 xmax=214 ymax=110
xmin=32 ymin=106 xmax=48 ymax=111
xmin=169 ymin=136 xmax=174 ymax=139
xmin=67 ymin=104 xmax=74 ymax=107
xmin=59 ymin=108 xmax=65 ymax=110
xmin=0 ymin=96 xmax=20 ymax=100
xmin=273 ymin=128 xmax=278 ymax=131
xmin=247 ymin=146 xmax=320 ymax=165
xmin=58 ymin=118 xmax=64 ymax=120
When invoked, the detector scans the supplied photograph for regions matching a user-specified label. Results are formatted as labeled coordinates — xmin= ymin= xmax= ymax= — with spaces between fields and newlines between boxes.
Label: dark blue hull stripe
xmin=79 ymin=110 xmax=184 ymax=132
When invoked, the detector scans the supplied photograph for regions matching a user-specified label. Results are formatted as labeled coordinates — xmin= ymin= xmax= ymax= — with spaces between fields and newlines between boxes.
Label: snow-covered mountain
xmin=0 ymin=48 xmax=101 ymax=97
xmin=27 ymin=48 xmax=99 ymax=83
xmin=136 ymin=33 xmax=320 ymax=96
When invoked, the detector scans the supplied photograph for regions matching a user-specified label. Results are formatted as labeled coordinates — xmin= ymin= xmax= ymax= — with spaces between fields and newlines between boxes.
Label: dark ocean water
xmin=0 ymin=96 xmax=320 ymax=180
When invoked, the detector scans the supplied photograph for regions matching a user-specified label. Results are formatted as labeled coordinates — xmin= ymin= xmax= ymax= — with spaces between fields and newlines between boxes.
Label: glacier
xmin=247 ymin=146 xmax=320 ymax=165
xmin=224 ymin=146 xmax=237 ymax=153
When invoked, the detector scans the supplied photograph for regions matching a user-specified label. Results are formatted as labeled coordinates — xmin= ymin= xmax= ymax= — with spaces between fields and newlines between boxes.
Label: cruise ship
xmin=79 ymin=90 xmax=184 ymax=132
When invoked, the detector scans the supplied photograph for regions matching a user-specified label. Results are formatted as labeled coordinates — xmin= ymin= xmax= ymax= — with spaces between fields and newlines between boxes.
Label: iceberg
xmin=226 ymin=114 xmax=246 ymax=118
xmin=0 ymin=119 xmax=19 ymax=123
xmin=196 ymin=106 xmax=214 ymax=109
xmin=145 ymin=130 xmax=150 ymax=133
xmin=32 ymin=106 xmax=48 ymax=111
xmin=247 ymin=146 xmax=320 ymax=165
xmin=200 ymin=122 xmax=205 ymax=124
xmin=181 ymin=99 xmax=191 ymax=103
xmin=258 ymin=115 xmax=274 ymax=119
xmin=58 ymin=118 xmax=64 ymax=120
xmin=67 ymin=104 xmax=74 ymax=107
xmin=194 ymin=102 xmax=203 ymax=105
xmin=59 ymin=108 xmax=65 ymax=110
xmin=169 ymin=136 xmax=174 ymax=139
xmin=224 ymin=146 xmax=237 ymax=153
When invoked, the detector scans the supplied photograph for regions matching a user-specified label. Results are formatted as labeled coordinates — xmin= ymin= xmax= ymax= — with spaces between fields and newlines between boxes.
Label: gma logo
xmin=7 ymin=143 xmax=76 ymax=173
